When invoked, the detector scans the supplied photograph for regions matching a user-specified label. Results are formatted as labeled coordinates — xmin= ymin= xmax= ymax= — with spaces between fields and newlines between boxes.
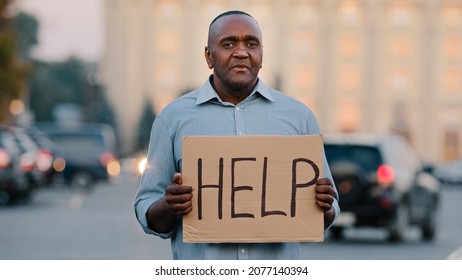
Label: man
xmin=134 ymin=10 xmax=339 ymax=260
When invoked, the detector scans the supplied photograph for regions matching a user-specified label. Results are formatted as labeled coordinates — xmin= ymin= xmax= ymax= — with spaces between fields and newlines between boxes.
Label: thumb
xmin=172 ymin=173 xmax=182 ymax=185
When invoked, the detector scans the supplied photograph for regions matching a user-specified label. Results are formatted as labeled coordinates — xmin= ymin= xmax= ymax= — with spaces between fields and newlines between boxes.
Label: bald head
xmin=207 ymin=10 xmax=260 ymax=47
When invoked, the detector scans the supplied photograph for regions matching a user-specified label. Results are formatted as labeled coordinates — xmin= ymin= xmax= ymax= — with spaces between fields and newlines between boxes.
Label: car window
xmin=50 ymin=134 xmax=104 ymax=160
xmin=324 ymin=144 xmax=382 ymax=173
xmin=384 ymin=137 xmax=421 ymax=172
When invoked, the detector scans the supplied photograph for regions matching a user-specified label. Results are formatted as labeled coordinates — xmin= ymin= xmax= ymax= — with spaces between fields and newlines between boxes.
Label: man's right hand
xmin=164 ymin=173 xmax=193 ymax=216
xmin=146 ymin=173 xmax=193 ymax=233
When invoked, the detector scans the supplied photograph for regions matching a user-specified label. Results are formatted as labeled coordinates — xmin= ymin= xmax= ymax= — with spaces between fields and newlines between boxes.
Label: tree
xmin=28 ymin=58 xmax=90 ymax=121
xmin=13 ymin=11 xmax=38 ymax=62
xmin=0 ymin=0 xmax=31 ymax=123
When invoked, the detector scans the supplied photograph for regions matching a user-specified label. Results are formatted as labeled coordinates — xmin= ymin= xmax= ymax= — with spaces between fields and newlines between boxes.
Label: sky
xmin=14 ymin=0 xmax=104 ymax=62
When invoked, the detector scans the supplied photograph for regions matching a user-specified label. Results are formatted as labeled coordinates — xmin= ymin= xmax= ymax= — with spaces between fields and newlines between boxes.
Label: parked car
xmin=9 ymin=127 xmax=48 ymax=189
xmin=34 ymin=122 xmax=121 ymax=189
xmin=21 ymin=125 xmax=63 ymax=186
xmin=431 ymin=160 xmax=462 ymax=186
xmin=324 ymin=133 xmax=441 ymax=242
xmin=0 ymin=126 xmax=30 ymax=204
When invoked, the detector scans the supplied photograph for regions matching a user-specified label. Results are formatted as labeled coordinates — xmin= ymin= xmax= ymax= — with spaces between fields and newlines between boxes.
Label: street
xmin=1 ymin=170 xmax=461 ymax=260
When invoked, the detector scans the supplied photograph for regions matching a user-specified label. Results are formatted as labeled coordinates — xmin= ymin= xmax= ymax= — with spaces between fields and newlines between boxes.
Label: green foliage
xmin=13 ymin=12 xmax=38 ymax=60
xmin=0 ymin=0 xmax=30 ymax=123
xmin=0 ymin=32 xmax=21 ymax=98
xmin=28 ymin=58 xmax=90 ymax=121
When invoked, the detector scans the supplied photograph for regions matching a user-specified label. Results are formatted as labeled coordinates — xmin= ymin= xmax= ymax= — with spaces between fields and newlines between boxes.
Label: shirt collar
xmin=195 ymin=75 xmax=275 ymax=105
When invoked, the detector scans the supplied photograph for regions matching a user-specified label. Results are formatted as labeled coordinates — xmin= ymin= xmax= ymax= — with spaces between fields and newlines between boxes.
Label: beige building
xmin=101 ymin=0 xmax=462 ymax=163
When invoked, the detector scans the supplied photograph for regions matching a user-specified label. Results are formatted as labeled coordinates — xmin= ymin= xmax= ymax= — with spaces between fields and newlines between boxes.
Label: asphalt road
xmin=1 ymin=171 xmax=461 ymax=260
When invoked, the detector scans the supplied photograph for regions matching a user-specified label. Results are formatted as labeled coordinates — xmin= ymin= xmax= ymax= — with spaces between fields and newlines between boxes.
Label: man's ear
xmin=204 ymin=46 xmax=213 ymax=69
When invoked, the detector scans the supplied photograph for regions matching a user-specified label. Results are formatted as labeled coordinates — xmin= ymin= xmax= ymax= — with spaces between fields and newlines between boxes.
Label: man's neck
xmin=210 ymin=75 xmax=258 ymax=105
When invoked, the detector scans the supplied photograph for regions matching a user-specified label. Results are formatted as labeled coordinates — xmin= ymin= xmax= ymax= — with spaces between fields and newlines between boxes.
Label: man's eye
xmin=223 ymin=42 xmax=235 ymax=48
xmin=247 ymin=41 xmax=259 ymax=48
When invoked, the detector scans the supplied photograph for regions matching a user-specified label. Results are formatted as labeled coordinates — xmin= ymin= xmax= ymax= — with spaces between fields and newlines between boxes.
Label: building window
xmin=443 ymin=35 xmax=462 ymax=59
xmin=338 ymin=0 xmax=362 ymax=24
xmin=442 ymin=67 xmax=462 ymax=93
xmin=158 ymin=33 xmax=179 ymax=54
xmin=442 ymin=4 xmax=462 ymax=26
xmin=295 ymin=66 xmax=315 ymax=90
xmin=339 ymin=66 xmax=361 ymax=92
xmin=339 ymin=34 xmax=361 ymax=58
xmin=389 ymin=36 xmax=413 ymax=58
xmin=337 ymin=98 xmax=360 ymax=132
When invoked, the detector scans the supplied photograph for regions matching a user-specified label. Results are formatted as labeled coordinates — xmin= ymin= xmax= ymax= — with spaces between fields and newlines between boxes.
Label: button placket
xmin=234 ymin=106 xmax=244 ymax=136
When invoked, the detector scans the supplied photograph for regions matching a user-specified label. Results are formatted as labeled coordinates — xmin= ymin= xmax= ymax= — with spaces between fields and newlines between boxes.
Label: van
xmin=33 ymin=122 xmax=120 ymax=189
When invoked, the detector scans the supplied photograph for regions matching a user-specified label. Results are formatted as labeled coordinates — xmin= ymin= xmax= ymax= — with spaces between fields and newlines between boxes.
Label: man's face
xmin=205 ymin=14 xmax=263 ymax=92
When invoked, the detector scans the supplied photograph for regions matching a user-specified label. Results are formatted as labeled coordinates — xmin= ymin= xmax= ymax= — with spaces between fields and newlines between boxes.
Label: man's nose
xmin=233 ymin=43 xmax=249 ymax=57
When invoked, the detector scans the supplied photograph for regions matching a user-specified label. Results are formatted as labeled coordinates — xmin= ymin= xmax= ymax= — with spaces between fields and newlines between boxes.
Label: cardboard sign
xmin=182 ymin=135 xmax=324 ymax=243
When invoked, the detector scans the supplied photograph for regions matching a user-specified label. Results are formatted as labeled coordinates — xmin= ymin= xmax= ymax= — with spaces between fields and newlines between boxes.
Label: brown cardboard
xmin=182 ymin=135 xmax=324 ymax=243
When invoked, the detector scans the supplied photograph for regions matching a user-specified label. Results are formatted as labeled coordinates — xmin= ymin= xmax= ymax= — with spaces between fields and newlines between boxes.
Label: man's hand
xmin=147 ymin=173 xmax=193 ymax=233
xmin=164 ymin=173 xmax=193 ymax=216
xmin=315 ymin=177 xmax=337 ymax=229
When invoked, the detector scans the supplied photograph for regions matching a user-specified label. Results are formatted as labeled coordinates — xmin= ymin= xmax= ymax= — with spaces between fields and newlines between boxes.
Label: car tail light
xmin=53 ymin=157 xmax=66 ymax=172
xmin=100 ymin=152 xmax=115 ymax=167
xmin=20 ymin=153 xmax=35 ymax=172
xmin=36 ymin=150 xmax=53 ymax=172
xmin=0 ymin=148 xmax=11 ymax=169
xmin=377 ymin=164 xmax=394 ymax=185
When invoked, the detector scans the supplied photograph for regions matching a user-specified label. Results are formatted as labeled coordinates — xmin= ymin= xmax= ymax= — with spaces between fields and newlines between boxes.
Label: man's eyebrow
xmin=219 ymin=35 xmax=260 ymax=42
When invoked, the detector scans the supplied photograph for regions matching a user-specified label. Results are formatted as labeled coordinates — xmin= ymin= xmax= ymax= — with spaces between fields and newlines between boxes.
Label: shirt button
xmin=241 ymin=249 xmax=246 ymax=254
xmin=238 ymin=132 xmax=243 ymax=135
xmin=236 ymin=107 xmax=240 ymax=110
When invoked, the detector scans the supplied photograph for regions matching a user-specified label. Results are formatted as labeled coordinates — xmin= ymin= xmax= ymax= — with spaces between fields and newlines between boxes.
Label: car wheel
xmin=70 ymin=171 xmax=94 ymax=190
xmin=388 ymin=203 xmax=409 ymax=242
xmin=330 ymin=227 xmax=344 ymax=241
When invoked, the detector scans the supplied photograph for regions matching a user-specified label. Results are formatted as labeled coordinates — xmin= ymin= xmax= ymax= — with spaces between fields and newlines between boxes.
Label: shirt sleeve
xmin=306 ymin=108 xmax=341 ymax=228
xmin=134 ymin=115 xmax=177 ymax=238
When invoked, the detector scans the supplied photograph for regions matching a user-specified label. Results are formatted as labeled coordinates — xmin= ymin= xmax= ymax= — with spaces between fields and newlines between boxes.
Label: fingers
xmin=315 ymin=178 xmax=334 ymax=195
xmin=172 ymin=172 xmax=182 ymax=185
xmin=165 ymin=173 xmax=193 ymax=215
xmin=315 ymin=178 xmax=335 ymax=212
xmin=166 ymin=199 xmax=193 ymax=215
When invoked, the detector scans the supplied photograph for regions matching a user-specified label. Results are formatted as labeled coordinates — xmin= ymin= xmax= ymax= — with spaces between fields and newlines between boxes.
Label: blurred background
xmin=0 ymin=0 xmax=461 ymax=260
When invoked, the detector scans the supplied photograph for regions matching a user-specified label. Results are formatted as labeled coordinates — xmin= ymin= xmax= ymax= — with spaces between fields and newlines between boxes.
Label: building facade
xmin=101 ymin=0 xmax=462 ymax=162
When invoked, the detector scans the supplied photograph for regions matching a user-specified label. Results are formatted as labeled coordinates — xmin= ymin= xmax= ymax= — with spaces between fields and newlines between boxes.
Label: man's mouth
xmin=232 ymin=64 xmax=250 ymax=70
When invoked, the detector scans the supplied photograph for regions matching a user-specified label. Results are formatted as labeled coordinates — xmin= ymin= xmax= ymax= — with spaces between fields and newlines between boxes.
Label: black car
xmin=9 ymin=127 xmax=48 ymax=189
xmin=34 ymin=122 xmax=120 ymax=189
xmin=324 ymin=133 xmax=440 ymax=242
xmin=21 ymin=125 xmax=62 ymax=186
xmin=0 ymin=126 xmax=30 ymax=204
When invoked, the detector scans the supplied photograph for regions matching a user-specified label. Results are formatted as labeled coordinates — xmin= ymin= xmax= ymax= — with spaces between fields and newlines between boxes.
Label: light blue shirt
xmin=134 ymin=76 xmax=339 ymax=260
